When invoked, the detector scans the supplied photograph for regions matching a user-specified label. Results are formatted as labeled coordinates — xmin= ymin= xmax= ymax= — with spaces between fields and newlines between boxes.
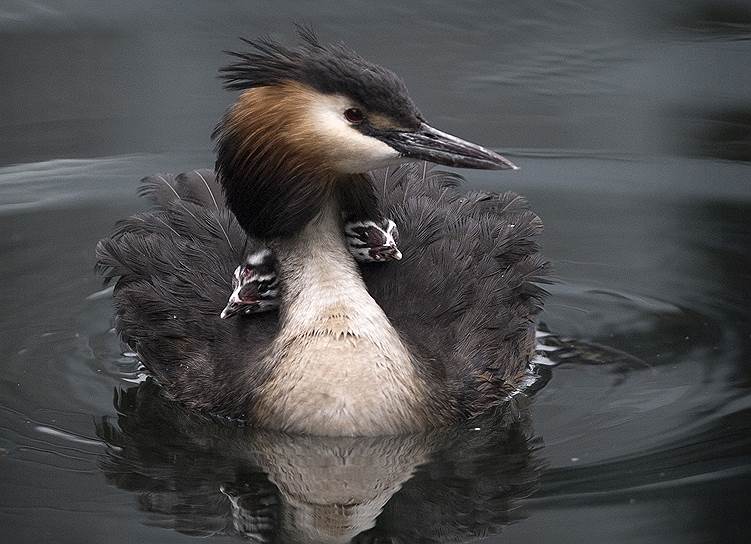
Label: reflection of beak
xmin=380 ymin=122 xmax=518 ymax=170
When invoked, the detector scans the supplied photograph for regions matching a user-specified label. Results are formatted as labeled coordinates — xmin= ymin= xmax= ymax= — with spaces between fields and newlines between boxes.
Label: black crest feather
xmin=220 ymin=27 xmax=421 ymax=127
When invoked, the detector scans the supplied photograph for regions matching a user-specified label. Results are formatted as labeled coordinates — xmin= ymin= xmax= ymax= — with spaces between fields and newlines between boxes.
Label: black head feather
xmin=220 ymin=27 xmax=422 ymax=129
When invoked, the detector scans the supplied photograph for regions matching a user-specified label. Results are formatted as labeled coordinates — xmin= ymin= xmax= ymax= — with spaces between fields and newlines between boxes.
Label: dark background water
xmin=1 ymin=1 xmax=750 ymax=543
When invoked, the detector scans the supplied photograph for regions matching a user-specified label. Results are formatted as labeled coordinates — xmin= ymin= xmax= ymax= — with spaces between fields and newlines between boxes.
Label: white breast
xmin=255 ymin=202 xmax=429 ymax=436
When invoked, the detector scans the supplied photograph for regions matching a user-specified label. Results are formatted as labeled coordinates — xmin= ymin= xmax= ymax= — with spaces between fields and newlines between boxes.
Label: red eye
xmin=344 ymin=108 xmax=364 ymax=124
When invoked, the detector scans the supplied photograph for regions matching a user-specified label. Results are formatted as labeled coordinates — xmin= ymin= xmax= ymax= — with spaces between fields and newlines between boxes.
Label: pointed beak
xmin=370 ymin=244 xmax=402 ymax=262
xmin=381 ymin=122 xmax=518 ymax=170
xmin=220 ymin=297 xmax=245 ymax=319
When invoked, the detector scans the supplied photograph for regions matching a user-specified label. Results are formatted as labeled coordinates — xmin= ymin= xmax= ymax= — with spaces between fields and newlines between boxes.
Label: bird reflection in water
xmin=96 ymin=380 xmax=542 ymax=543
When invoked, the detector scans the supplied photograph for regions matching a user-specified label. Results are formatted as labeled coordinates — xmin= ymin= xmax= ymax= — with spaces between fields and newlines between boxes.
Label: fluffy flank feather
xmin=360 ymin=162 xmax=551 ymax=417
xmin=97 ymin=171 xmax=278 ymax=417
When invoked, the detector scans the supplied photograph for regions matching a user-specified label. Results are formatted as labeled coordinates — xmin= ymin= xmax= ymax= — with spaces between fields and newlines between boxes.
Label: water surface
xmin=1 ymin=1 xmax=750 ymax=543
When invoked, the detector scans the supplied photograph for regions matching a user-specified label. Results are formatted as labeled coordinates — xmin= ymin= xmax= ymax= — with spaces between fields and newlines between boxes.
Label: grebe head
xmin=220 ymin=249 xmax=279 ymax=319
xmin=214 ymin=27 xmax=516 ymax=236
xmin=344 ymin=218 xmax=401 ymax=262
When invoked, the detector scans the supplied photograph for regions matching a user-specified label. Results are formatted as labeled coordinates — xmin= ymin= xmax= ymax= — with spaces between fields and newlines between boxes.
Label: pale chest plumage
xmin=253 ymin=203 xmax=430 ymax=435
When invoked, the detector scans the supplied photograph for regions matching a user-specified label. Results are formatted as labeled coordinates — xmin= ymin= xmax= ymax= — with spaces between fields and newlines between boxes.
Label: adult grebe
xmin=96 ymin=29 xmax=549 ymax=435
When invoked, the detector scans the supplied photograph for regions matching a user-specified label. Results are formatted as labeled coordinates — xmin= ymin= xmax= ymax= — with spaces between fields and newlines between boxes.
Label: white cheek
xmin=335 ymin=130 xmax=402 ymax=173
xmin=310 ymin=97 xmax=402 ymax=173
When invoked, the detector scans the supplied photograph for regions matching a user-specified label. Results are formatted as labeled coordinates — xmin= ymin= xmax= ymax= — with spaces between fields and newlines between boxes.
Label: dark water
xmin=1 ymin=1 xmax=750 ymax=542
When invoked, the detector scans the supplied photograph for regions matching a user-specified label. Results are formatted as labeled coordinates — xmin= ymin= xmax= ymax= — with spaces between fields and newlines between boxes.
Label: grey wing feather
xmin=138 ymin=169 xmax=226 ymax=209
xmin=96 ymin=172 xmax=275 ymax=416
xmin=364 ymin=163 xmax=551 ymax=415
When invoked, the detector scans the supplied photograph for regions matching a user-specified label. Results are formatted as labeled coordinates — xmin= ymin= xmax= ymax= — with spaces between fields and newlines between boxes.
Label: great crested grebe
xmin=96 ymin=29 xmax=549 ymax=436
